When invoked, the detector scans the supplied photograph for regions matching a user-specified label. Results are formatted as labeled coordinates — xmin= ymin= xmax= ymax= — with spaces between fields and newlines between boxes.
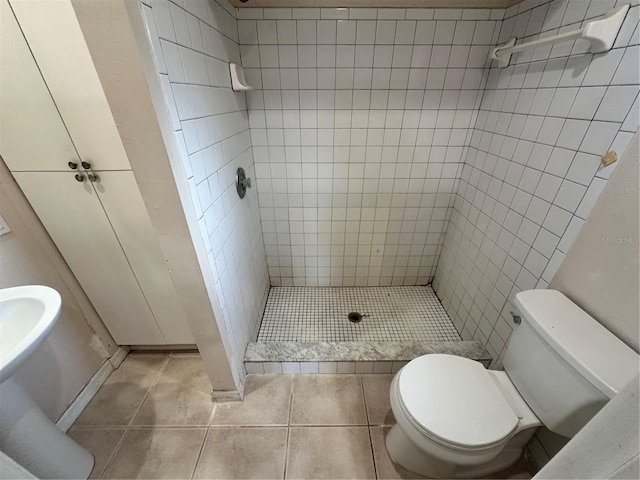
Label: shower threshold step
xmin=244 ymin=340 xmax=491 ymax=374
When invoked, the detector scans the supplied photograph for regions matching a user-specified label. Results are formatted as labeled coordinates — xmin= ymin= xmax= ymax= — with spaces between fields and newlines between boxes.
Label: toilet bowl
xmin=384 ymin=290 xmax=639 ymax=479
xmin=386 ymin=354 xmax=540 ymax=478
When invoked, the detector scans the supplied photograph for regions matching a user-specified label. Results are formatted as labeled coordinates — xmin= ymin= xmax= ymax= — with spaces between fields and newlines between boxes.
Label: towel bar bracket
xmin=490 ymin=5 xmax=629 ymax=68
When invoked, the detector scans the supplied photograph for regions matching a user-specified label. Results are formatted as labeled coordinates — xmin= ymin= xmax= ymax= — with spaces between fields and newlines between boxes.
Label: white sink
xmin=0 ymin=285 xmax=61 ymax=383
xmin=0 ymin=285 xmax=93 ymax=479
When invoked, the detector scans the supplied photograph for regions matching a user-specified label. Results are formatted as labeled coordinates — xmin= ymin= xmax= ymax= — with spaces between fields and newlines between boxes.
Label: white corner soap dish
xmin=229 ymin=63 xmax=253 ymax=92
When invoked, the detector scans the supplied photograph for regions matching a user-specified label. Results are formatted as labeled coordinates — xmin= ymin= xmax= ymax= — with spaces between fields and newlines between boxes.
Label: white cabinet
xmin=13 ymin=172 xmax=166 ymax=344
xmin=8 ymin=0 xmax=131 ymax=172
xmin=0 ymin=0 xmax=193 ymax=345
xmin=92 ymin=171 xmax=194 ymax=343
xmin=0 ymin=0 xmax=77 ymax=172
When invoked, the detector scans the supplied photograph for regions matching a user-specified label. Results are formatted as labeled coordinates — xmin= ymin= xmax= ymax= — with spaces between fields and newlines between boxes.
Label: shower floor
xmin=257 ymin=286 xmax=461 ymax=343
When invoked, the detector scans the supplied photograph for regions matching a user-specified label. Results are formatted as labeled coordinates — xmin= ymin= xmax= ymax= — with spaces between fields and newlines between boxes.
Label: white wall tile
xmin=433 ymin=0 xmax=639 ymax=357
xmin=151 ymin=0 xmax=177 ymax=42
xmin=142 ymin=0 xmax=269 ymax=389
xmin=245 ymin=363 xmax=264 ymax=374
xmin=263 ymin=362 xmax=284 ymax=373
xmin=244 ymin=8 xmax=486 ymax=287
xmin=150 ymin=1 xmax=639 ymax=364
xmin=595 ymin=86 xmax=638 ymax=122
xmin=169 ymin=1 xmax=191 ymax=47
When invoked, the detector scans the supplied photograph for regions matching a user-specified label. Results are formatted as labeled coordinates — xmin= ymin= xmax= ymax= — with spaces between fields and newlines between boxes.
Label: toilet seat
xmin=396 ymin=354 xmax=519 ymax=450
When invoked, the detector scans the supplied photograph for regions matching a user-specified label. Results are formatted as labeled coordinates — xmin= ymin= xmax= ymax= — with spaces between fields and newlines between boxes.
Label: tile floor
xmin=70 ymin=353 xmax=537 ymax=479
xmin=258 ymin=286 xmax=461 ymax=342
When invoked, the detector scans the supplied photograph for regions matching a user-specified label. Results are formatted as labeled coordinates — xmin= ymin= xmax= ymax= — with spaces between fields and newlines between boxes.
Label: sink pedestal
xmin=0 ymin=378 xmax=94 ymax=479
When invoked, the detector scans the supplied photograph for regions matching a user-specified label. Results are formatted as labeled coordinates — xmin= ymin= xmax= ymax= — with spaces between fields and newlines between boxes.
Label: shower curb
xmin=244 ymin=340 xmax=491 ymax=374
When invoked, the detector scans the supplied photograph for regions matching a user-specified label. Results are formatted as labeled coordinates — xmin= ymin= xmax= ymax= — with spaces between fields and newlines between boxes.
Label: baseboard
xmin=56 ymin=361 xmax=113 ymax=432
xmin=109 ymin=346 xmax=130 ymax=368
xmin=128 ymin=344 xmax=197 ymax=351
xmin=56 ymin=347 xmax=129 ymax=432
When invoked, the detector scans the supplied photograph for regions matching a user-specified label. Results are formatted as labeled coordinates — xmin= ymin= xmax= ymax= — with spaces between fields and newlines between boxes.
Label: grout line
xmin=207 ymin=401 xmax=218 ymax=426
xmin=189 ymin=427 xmax=209 ymax=480
xmin=129 ymin=354 xmax=172 ymax=425
xmin=208 ymin=424 xmax=291 ymax=428
xmin=282 ymin=426 xmax=290 ymax=480
xmin=75 ymin=424 xmax=213 ymax=430
xmin=98 ymin=354 xmax=172 ymax=477
xmin=286 ymin=423 xmax=384 ymax=428
xmin=95 ymin=428 xmax=127 ymax=480
xmin=368 ymin=425 xmax=380 ymax=480
xmin=359 ymin=373 xmax=372 ymax=427
xmin=287 ymin=374 xmax=295 ymax=426
xmin=283 ymin=374 xmax=295 ymax=479
xmin=360 ymin=374 xmax=380 ymax=479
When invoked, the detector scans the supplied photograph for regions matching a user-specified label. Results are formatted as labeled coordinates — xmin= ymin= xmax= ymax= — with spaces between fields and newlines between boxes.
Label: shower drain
xmin=348 ymin=312 xmax=366 ymax=323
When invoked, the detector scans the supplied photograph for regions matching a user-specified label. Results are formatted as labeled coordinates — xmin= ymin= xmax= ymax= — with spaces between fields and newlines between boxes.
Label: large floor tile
xmin=68 ymin=428 xmax=125 ymax=479
xmin=286 ymin=427 xmax=375 ymax=479
xmin=290 ymin=375 xmax=367 ymax=425
xmin=75 ymin=354 xmax=168 ymax=426
xmin=370 ymin=426 xmax=426 ymax=480
xmin=363 ymin=374 xmax=395 ymax=425
xmin=132 ymin=356 xmax=213 ymax=426
xmin=102 ymin=428 xmax=206 ymax=479
xmin=211 ymin=375 xmax=292 ymax=425
xmin=193 ymin=427 xmax=287 ymax=479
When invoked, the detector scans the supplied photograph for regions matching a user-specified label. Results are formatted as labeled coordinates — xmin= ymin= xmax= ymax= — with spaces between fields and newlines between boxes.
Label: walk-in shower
xmin=138 ymin=0 xmax=639 ymax=378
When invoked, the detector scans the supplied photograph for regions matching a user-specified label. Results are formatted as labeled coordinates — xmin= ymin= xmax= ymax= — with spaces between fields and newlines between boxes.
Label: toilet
xmin=385 ymin=289 xmax=639 ymax=478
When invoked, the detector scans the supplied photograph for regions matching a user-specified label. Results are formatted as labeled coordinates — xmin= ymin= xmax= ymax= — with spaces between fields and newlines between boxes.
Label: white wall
xmin=551 ymin=131 xmax=639 ymax=352
xmin=140 ymin=0 xmax=270 ymax=383
xmin=0 ymin=160 xmax=115 ymax=421
xmin=433 ymin=0 xmax=639 ymax=364
xmin=241 ymin=6 xmax=505 ymax=286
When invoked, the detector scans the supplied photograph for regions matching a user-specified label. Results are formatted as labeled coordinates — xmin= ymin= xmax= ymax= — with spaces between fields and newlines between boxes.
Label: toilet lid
xmin=397 ymin=354 xmax=519 ymax=449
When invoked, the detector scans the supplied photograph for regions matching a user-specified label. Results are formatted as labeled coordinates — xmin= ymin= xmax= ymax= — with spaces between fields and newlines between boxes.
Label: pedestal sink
xmin=0 ymin=285 xmax=94 ymax=479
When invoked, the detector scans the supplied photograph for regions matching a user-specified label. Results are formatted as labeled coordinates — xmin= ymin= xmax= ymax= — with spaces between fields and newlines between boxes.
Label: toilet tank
xmin=503 ymin=290 xmax=638 ymax=438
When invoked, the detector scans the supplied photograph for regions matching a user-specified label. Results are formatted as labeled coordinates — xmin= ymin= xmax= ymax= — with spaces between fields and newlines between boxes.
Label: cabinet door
xmin=13 ymin=172 xmax=166 ymax=345
xmin=0 ymin=0 xmax=79 ymax=172
xmin=92 ymin=171 xmax=194 ymax=344
xmin=8 ymin=0 xmax=131 ymax=171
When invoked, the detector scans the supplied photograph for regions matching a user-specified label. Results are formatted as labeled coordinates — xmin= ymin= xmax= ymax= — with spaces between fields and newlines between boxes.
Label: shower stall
xmin=138 ymin=0 xmax=639 ymax=380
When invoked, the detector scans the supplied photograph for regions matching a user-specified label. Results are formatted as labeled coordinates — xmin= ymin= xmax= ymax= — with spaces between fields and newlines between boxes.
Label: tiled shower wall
xmin=141 ymin=0 xmax=269 ymax=381
xmin=140 ymin=0 xmax=638 ymax=371
xmin=239 ymin=7 xmax=505 ymax=286
xmin=433 ymin=0 xmax=640 ymax=364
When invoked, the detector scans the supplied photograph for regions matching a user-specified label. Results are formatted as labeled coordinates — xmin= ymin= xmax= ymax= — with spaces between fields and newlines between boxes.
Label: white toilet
xmin=386 ymin=289 xmax=639 ymax=478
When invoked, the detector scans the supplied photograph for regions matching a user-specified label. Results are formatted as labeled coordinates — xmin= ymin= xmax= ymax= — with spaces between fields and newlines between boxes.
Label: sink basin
xmin=0 ymin=285 xmax=93 ymax=479
xmin=0 ymin=285 xmax=61 ymax=383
